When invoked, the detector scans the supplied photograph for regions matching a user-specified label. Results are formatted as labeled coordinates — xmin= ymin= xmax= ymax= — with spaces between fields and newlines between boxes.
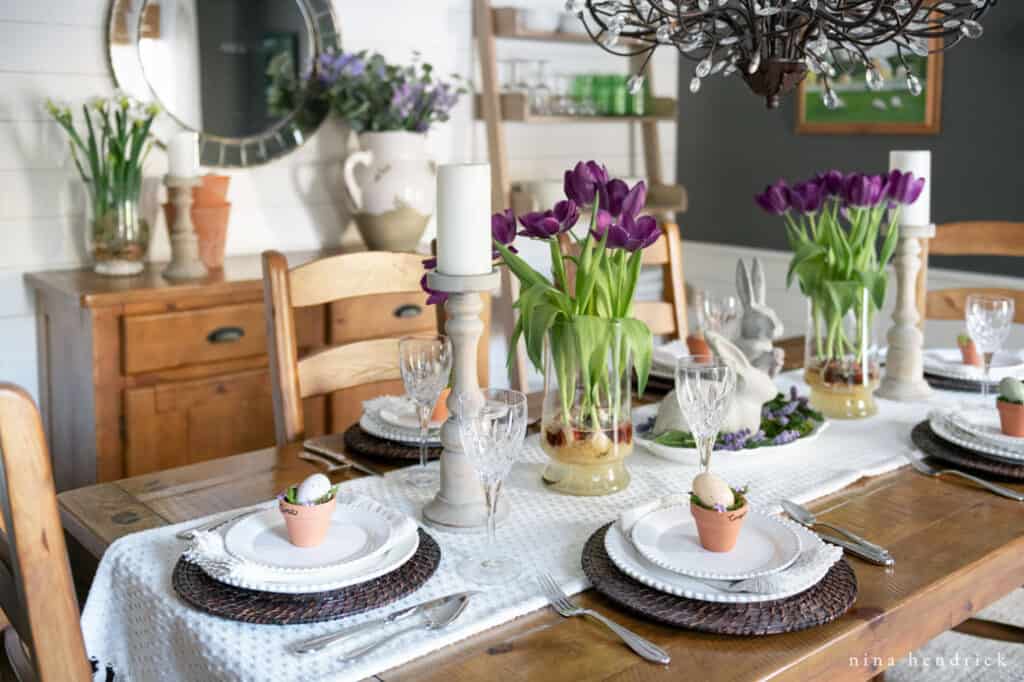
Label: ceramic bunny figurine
xmin=705 ymin=330 xmax=778 ymax=434
xmin=652 ymin=331 xmax=778 ymax=436
xmin=735 ymin=258 xmax=785 ymax=377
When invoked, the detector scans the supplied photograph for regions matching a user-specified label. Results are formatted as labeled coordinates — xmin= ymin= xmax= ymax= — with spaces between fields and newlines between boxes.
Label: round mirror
xmin=108 ymin=0 xmax=340 ymax=167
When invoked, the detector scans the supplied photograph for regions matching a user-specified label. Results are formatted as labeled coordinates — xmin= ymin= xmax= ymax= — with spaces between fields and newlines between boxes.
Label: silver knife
xmin=289 ymin=591 xmax=477 ymax=655
xmin=819 ymin=533 xmax=895 ymax=567
xmin=302 ymin=440 xmax=380 ymax=477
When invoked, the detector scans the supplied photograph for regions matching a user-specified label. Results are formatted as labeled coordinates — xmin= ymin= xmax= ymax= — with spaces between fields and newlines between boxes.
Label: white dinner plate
xmin=928 ymin=410 xmax=1024 ymax=463
xmin=224 ymin=495 xmax=402 ymax=572
xmin=209 ymin=517 xmax=420 ymax=594
xmin=633 ymin=404 xmax=829 ymax=464
xmin=630 ymin=506 xmax=801 ymax=580
xmin=604 ymin=521 xmax=829 ymax=604
xmin=949 ymin=408 xmax=1024 ymax=452
xmin=923 ymin=348 xmax=1024 ymax=382
xmin=360 ymin=409 xmax=442 ymax=446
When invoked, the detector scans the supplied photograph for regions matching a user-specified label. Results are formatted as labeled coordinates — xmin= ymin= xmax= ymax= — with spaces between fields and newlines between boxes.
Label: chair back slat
xmin=288 ymin=252 xmax=426 ymax=308
xmin=920 ymin=221 xmax=1024 ymax=323
xmin=297 ymin=339 xmax=402 ymax=398
xmin=263 ymin=251 xmax=491 ymax=446
xmin=0 ymin=384 xmax=92 ymax=682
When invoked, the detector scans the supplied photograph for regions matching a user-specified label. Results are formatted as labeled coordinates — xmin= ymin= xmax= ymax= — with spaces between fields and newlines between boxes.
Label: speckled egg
xmin=999 ymin=377 xmax=1024 ymax=403
xmin=692 ymin=472 xmax=734 ymax=509
xmin=296 ymin=473 xmax=332 ymax=504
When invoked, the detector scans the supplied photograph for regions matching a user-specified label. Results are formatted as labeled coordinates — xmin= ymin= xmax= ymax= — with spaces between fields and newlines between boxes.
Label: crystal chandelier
xmin=568 ymin=1 xmax=998 ymax=109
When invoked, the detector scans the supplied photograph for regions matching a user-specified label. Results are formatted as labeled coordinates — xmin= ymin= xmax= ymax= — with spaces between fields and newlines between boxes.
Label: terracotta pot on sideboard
xmin=162 ymin=203 xmax=231 ymax=270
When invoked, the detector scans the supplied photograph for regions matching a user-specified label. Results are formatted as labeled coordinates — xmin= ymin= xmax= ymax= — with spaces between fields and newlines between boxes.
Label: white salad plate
xmin=210 ymin=516 xmax=420 ymax=594
xmin=923 ymin=348 xmax=1024 ymax=382
xmin=604 ymin=520 xmax=828 ymax=603
xmin=224 ymin=496 xmax=403 ymax=572
xmin=630 ymin=506 xmax=801 ymax=580
xmin=929 ymin=410 xmax=1024 ymax=463
xmin=633 ymin=404 xmax=828 ymax=465
xmin=948 ymin=408 xmax=1024 ymax=452
xmin=360 ymin=409 xmax=442 ymax=446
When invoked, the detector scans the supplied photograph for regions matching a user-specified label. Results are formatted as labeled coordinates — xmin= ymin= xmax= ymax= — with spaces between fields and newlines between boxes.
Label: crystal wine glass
xmin=674 ymin=356 xmax=736 ymax=471
xmin=530 ymin=60 xmax=552 ymax=115
xmin=398 ymin=335 xmax=453 ymax=488
xmin=695 ymin=290 xmax=741 ymax=340
xmin=965 ymin=294 xmax=1015 ymax=400
xmin=457 ymin=388 xmax=528 ymax=585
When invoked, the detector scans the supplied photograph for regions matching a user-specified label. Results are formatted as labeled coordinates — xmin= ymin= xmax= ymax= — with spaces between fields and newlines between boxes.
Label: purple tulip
xmin=518 ymin=200 xmax=578 ymax=239
xmin=754 ymin=180 xmax=790 ymax=215
xmin=598 ymin=179 xmax=630 ymax=217
xmin=491 ymin=209 xmax=517 ymax=246
xmin=787 ymin=181 xmax=824 ymax=214
xmin=420 ymin=273 xmax=448 ymax=306
xmin=815 ymin=170 xmax=845 ymax=196
xmin=619 ymin=181 xmax=648 ymax=219
xmin=886 ymin=170 xmax=926 ymax=205
xmin=842 ymin=173 xmax=886 ymax=207
xmin=563 ymin=161 xmax=609 ymax=207
xmin=604 ymin=213 xmax=660 ymax=251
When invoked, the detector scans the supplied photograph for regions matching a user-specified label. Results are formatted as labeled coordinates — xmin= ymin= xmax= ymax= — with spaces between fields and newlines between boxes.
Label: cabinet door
xmin=124 ymin=368 xmax=277 ymax=476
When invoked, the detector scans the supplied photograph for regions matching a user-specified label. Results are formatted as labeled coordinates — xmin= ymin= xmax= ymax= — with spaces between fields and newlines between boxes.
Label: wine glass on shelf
xmin=398 ymin=335 xmax=453 ymax=488
xmin=530 ymin=60 xmax=552 ymax=115
xmin=457 ymin=388 xmax=528 ymax=585
xmin=674 ymin=356 xmax=736 ymax=472
xmin=965 ymin=294 xmax=1015 ymax=400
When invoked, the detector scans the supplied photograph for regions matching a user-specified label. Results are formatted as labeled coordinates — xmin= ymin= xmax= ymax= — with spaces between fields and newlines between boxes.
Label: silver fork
xmin=906 ymin=453 xmax=1024 ymax=502
xmin=537 ymin=573 xmax=670 ymax=664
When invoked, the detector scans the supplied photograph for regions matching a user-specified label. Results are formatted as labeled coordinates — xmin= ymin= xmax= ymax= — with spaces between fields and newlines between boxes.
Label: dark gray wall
xmin=675 ymin=4 xmax=1024 ymax=278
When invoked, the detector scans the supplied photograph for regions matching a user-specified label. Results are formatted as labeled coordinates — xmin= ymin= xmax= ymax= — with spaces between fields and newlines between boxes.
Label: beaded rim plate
xmin=633 ymin=404 xmax=829 ymax=464
xmin=948 ymin=408 xmax=1024 ymax=452
xmin=360 ymin=409 xmax=442 ymax=446
xmin=605 ymin=520 xmax=832 ymax=603
xmin=630 ymin=507 xmax=801 ymax=580
xmin=209 ymin=517 xmax=420 ymax=594
xmin=929 ymin=410 xmax=1024 ymax=463
xmin=923 ymin=348 xmax=1024 ymax=382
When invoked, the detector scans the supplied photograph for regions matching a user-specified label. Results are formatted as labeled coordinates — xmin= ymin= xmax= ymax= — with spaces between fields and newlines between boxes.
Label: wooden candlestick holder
xmin=163 ymin=175 xmax=207 ymax=281
xmin=421 ymin=269 xmax=509 ymax=532
xmin=877 ymin=223 xmax=935 ymax=401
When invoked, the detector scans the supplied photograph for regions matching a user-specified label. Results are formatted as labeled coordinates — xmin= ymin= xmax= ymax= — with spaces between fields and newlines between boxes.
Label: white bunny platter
xmin=735 ymin=258 xmax=785 ymax=377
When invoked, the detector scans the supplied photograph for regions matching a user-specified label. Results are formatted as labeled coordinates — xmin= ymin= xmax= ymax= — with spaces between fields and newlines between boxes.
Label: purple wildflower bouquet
xmin=268 ymin=49 xmax=464 ymax=133
xmin=755 ymin=170 xmax=925 ymax=369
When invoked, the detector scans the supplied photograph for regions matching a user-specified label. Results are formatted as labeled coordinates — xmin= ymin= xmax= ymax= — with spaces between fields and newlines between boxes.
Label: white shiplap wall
xmin=0 ymin=0 xmax=679 ymax=399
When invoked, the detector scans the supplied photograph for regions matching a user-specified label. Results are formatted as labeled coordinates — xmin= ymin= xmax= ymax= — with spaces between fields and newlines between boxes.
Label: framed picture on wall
xmin=796 ymin=43 xmax=942 ymax=135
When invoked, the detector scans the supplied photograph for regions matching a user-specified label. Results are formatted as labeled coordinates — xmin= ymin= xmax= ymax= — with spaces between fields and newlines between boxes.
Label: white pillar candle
xmin=436 ymin=163 xmax=493 ymax=276
xmin=889 ymin=150 xmax=931 ymax=226
xmin=168 ymin=131 xmax=199 ymax=178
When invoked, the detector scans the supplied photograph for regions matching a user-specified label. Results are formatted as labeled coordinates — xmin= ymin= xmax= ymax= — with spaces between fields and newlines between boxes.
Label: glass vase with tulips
xmin=756 ymin=169 xmax=925 ymax=418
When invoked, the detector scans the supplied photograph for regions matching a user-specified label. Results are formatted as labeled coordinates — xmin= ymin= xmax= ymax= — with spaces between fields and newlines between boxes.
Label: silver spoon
xmin=781 ymin=499 xmax=892 ymax=558
xmin=906 ymin=454 xmax=1024 ymax=502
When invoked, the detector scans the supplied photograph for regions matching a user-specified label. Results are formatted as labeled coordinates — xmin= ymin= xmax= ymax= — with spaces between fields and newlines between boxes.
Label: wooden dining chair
xmin=558 ymin=221 xmax=688 ymax=339
xmin=0 ymin=384 xmax=93 ymax=682
xmin=262 ymin=251 xmax=490 ymax=446
xmin=917 ymin=221 xmax=1024 ymax=324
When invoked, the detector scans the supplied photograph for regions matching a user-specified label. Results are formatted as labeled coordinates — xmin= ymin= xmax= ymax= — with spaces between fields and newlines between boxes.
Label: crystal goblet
xmin=674 ymin=355 xmax=736 ymax=471
xmin=965 ymin=294 xmax=1015 ymax=400
xmin=398 ymin=335 xmax=453 ymax=488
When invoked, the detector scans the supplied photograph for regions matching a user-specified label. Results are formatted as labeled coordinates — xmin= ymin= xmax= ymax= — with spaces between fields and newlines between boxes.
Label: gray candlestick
xmin=163 ymin=175 xmax=207 ymax=281
xmin=422 ymin=269 xmax=509 ymax=532
xmin=877 ymin=223 xmax=935 ymax=401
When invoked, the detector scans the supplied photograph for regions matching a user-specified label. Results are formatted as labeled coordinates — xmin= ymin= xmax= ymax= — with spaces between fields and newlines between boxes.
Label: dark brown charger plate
xmin=582 ymin=523 xmax=857 ymax=636
xmin=312 ymin=425 xmax=443 ymax=461
xmin=911 ymin=420 xmax=1024 ymax=481
xmin=924 ymin=373 xmax=994 ymax=393
xmin=173 ymin=529 xmax=440 ymax=625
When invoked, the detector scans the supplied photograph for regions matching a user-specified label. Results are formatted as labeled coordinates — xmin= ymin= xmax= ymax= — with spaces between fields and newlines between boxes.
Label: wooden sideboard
xmin=25 ymin=250 xmax=441 ymax=491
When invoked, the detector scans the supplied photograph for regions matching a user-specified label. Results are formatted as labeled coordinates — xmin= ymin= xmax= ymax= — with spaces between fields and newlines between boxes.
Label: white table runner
xmin=80 ymin=375 xmax=984 ymax=681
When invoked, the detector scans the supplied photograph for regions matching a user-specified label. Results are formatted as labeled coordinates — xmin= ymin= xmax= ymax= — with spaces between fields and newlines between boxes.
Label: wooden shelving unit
xmin=474 ymin=1 xmax=687 ymax=389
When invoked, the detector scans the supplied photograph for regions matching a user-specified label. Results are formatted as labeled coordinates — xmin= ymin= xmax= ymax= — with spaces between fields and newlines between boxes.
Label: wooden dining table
xmin=58 ymin=349 xmax=1024 ymax=681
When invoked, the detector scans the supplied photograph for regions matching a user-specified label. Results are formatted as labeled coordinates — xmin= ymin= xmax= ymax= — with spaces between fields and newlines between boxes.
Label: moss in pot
xmin=690 ymin=473 xmax=749 ymax=552
xmin=997 ymin=377 xmax=1024 ymax=437
xmin=278 ymin=473 xmax=339 ymax=547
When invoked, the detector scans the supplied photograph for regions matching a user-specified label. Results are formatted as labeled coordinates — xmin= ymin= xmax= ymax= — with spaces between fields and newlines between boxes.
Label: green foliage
xmin=46 ymin=95 xmax=159 ymax=219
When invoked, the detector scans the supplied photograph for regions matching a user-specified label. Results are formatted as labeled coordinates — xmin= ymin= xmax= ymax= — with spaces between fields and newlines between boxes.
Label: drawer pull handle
xmin=207 ymin=327 xmax=245 ymax=344
xmin=394 ymin=304 xmax=423 ymax=319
